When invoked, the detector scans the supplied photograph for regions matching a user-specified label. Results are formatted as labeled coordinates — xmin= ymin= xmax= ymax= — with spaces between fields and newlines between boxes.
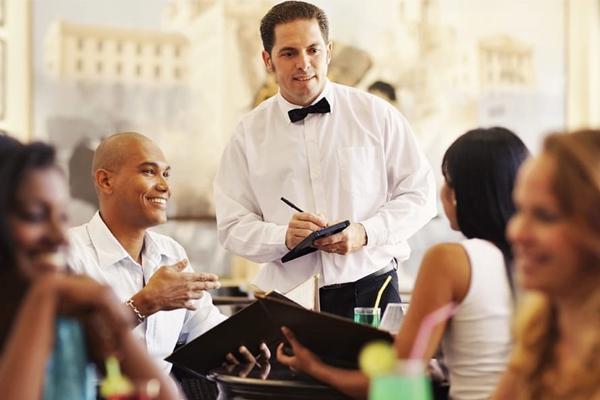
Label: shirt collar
xmin=87 ymin=211 xmax=173 ymax=268
xmin=277 ymin=79 xmax=333 ymax=123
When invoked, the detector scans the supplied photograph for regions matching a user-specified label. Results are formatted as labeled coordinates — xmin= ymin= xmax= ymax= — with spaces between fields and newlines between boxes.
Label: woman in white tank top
xmin=277 ymin=127 xmax=530 ymax=400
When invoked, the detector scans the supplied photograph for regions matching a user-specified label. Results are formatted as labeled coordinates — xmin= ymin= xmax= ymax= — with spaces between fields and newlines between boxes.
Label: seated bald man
xmin=67 ymin=132 xmax=229 ymax=373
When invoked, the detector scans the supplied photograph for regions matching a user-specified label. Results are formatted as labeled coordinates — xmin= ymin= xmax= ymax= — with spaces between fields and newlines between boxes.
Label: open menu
xmin=166 ymin=290 xmax=393 ymax=377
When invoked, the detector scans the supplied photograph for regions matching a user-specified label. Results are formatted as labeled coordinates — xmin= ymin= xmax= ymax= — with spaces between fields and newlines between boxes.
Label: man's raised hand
xmin=130 ymin=259 xmax=221 ymax=317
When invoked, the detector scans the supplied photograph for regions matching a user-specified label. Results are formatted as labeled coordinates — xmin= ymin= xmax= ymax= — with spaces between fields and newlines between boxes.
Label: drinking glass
xmin=378 ymin=303 xmax=405 ymax=334
xmin=354 ymin=307 xmax=381 ymax=328
xmin=369 ymin=360 xmax=432 ymax=400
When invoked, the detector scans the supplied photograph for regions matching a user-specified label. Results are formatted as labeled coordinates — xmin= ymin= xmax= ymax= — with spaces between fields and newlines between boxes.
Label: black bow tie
xmin=288 ymin=98 xmax=331 ymax=122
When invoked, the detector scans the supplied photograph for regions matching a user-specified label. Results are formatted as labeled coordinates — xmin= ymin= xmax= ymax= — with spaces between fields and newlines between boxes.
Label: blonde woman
xmin=491 ymin=129 xmax=600 ymax=400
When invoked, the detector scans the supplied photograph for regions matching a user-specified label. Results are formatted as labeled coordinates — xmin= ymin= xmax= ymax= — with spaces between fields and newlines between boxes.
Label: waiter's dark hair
xmin=260 ymin=1 xmax=329 ymax=55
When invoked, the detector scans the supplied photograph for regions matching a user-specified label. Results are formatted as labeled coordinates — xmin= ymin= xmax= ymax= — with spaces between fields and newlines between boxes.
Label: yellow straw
xmin=373 ymin=275 xmax=393 ymax=310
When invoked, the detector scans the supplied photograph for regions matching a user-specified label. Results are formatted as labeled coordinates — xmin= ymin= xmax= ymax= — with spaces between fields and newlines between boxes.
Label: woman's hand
xmin=54 ymin=275 xmax=129 ymax=320
xmin=276 ymin=326 xmax=322 ymax=375
xmin=50 ymin=274 xmax=134 ymax=359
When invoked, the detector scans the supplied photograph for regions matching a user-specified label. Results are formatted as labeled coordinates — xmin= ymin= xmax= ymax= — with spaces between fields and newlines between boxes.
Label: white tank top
xmin=441 ymin=238 xmax=513 ymax=400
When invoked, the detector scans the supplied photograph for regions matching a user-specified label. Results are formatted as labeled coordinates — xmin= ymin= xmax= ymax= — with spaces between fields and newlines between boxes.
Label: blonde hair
xmin=511 ymin=292 xmax=600 ymax=399
xmin=544 ymin=130 xmax=600 ymax=267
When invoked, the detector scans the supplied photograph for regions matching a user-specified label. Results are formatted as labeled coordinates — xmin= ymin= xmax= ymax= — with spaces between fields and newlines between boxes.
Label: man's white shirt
xmin=67 ymin=212 xmax=227 ymax=372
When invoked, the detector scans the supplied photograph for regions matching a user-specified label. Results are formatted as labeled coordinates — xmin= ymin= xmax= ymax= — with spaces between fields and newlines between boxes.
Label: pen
xmin=280 ymin=197 xmax=304 ymax=213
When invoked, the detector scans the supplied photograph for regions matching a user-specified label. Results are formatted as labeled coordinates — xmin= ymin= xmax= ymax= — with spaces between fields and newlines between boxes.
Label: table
xmin=207 ymin=361 xmax=352 ymax=400
xmin=211 ymin=296 xmax=255 ymax=306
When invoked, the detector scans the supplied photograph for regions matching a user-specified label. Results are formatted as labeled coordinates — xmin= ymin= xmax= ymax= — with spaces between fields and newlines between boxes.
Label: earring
xmin=453 ymin=199 xmax=457 ymax=206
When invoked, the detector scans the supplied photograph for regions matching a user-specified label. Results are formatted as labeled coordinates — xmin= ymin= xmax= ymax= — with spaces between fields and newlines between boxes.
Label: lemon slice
xmin=358 ymin=340 xmax=397 ymax=377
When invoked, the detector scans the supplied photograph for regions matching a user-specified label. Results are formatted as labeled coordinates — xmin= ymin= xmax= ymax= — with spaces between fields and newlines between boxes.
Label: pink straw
xmin=408 ymin=302 xmax=457 ymax=361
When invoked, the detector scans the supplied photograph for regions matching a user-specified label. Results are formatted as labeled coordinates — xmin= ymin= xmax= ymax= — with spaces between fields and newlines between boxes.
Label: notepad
xmin=281 ymin=220 xmax=350 ymax=263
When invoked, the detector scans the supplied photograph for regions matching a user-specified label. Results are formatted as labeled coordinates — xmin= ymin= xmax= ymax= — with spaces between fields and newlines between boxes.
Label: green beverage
xmin=354 ymin=307 xmax=381 ymax=327
xmin=369 ymin=372 xmax=432 ymax=400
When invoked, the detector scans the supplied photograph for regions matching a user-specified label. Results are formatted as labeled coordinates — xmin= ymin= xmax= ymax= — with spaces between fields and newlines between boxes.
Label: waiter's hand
xmin=285 ymin=212 xmax=327 ymax=250
xmin=313 ymin=221 xmax=367 ymax=256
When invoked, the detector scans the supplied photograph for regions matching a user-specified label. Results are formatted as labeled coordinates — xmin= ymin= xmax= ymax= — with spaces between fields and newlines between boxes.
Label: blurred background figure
xmin=367 ymin=80 xmax=399 ymax=109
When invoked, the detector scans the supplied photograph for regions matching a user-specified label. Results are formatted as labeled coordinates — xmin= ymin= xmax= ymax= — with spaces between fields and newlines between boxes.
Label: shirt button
xmin=308 ymin=136 xmax=315 ymax=142
xmin=312 ymin=173 xmax=320 ymax=180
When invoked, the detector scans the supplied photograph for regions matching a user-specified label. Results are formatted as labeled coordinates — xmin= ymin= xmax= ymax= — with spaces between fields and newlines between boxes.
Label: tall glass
xmin=369 ymin=361 xmax=432 ymax=400
xmin=354 ymin=307 xmax=381 ymax=328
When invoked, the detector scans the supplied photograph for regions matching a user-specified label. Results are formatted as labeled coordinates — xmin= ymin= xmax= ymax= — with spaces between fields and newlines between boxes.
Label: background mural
xmin=32 ymin=0 xmax=566 ymax=279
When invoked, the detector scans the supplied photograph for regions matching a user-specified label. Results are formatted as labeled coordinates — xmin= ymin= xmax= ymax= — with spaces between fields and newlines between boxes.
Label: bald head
xmin=92 ymin=132 xmax=153 ymax=174
xmin=92 ymin=132 xmax=171 ymax=230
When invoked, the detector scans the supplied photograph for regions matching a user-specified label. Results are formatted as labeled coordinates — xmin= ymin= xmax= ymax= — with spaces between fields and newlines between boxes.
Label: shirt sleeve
xmin=179 ymin=292 xmax=228 ymax=343
xmin=359 ymin=110 xmax=437 ymax=248
xmin=213 ymin=123 xmax=289 ymax=263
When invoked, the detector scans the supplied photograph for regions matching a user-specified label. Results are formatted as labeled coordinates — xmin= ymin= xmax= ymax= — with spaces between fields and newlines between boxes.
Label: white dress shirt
xmin=214 ymin=80 xmax=436 ymax=293
xmin=67 ymin=212 xmax=227 ymax=373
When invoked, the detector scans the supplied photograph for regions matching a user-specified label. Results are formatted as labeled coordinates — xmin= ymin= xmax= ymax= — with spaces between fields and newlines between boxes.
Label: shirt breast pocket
xmin=337 ymin=146 xmax=383 ymax=197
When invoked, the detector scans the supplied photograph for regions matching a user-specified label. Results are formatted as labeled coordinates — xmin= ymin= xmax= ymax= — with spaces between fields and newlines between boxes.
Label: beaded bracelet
xmin=125 ymin=298 xmax=146 ymax=324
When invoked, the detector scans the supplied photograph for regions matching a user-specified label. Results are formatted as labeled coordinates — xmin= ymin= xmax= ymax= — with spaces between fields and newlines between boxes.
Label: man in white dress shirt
xmin=67 ymin=132 xmax=228 ymax=373
xmin=213 ymin=1 xmax=437 ymax=319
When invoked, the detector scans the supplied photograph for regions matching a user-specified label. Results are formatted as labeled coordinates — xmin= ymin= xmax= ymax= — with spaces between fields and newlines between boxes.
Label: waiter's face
xmin=262 ymin=18 xmax=332 ymax=107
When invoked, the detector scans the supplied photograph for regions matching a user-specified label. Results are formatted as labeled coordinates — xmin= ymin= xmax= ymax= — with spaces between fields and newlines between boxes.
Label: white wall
xmin=567 ymin=0 xmax=600 ymax=130
xmin=0 ymin=0 xmax=31 ymax=141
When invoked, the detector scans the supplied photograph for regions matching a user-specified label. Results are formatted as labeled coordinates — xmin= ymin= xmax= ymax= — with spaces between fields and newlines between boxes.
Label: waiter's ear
xmin=262 ymin=50 xmax=274 ymax=73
